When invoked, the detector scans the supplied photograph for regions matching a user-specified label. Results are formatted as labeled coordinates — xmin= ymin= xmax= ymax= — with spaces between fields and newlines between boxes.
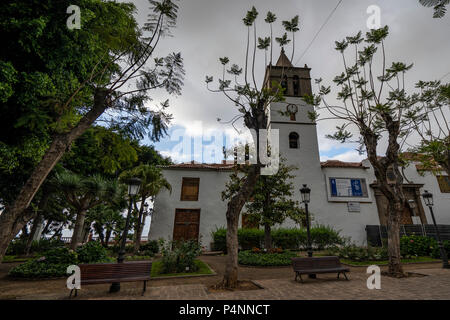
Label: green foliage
xmin=75 ymin=241 xmax=108 ymax=263
xmin=327 ymin=245 xmax=389 ymax=261
xmin=8 ymin=242 xmax=114 ymax=278
xmin=243 ymin=159 xmax=303 ymax=235
xmin=238 ymin=250 xmax=297 ymax=266
xmin=6 ymin=238 xmax=64 ymax=256
xmin=400 ymin=235 xmax=450 ymax=258
xmin=419 ymin=0 xmax=449 ymax=18
xmin=0 ymin=0 xmax=141 ymax=205
xmin=212 ymin=226 xmax=344 ymax=252
xmin=431 ymin=240 xmax=450 ymax=259
xmin=139 ymin=240 xmax=159 ymax=255
xmin=8 ymin=247 xmax=77 ymax=278
xmin=159 ymin=239 xmax=202 ymax=274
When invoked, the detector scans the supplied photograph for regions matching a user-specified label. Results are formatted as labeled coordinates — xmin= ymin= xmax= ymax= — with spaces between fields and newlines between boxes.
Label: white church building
xmin=148 ymin=51 xmax=450 ymax=250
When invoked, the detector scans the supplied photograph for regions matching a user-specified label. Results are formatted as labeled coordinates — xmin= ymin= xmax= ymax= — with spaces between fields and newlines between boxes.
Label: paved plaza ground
xmin=1 ymin=255 xmax=449 ymax=300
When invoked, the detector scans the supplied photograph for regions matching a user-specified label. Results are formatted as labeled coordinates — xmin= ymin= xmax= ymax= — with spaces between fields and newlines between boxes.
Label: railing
xmin=60 ymin=236 xmax=149 ymax=244
xmin=366 ymin=224 xmax=450 ymax=246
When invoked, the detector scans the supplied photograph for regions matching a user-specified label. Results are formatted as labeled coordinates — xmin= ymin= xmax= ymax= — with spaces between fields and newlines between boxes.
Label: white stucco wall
xmin=150 ymin=96 xmax=450 ymax=250
xmin=401 ymin=165 xmax=450 ymax=225
xmin=148 ymin=168 xmax=231 ymax=250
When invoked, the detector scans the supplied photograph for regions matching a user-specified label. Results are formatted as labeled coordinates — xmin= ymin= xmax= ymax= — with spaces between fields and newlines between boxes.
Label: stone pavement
xmin=85 ymin=268 xmax=450 ymax=300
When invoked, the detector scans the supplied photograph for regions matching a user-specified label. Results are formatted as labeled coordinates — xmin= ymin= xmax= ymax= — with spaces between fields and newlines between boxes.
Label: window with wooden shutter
xmin=437 ymin=176 xmax=450 ymax=193
xmin=181 ymin=177 xmax=200 ymax=201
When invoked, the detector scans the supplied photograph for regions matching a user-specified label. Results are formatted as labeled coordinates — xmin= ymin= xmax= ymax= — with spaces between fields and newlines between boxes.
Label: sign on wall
xmin=330 ymin=178 xmax=368 ymax=198
xmin=347 ymin=202 xmax=361 ymax=212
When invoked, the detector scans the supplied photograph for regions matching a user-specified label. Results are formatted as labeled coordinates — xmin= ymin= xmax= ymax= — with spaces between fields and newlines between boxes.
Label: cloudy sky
xmin=128 ymin=0 xmax=450 ymax=163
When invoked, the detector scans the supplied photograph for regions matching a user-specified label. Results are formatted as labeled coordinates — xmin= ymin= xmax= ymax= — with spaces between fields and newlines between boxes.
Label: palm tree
xmin=257 ymin=37 xmax=270 ymax=68
xmin=54 ymin=170 xmax=121 ymax=250
xmin=282 ymin=15 xmax=300 ymax=62
xmin=275 ymin=33 xmax=291 ymax=50
xmin=264 ymin=12 xmax=277 ymax=65
xmin=120 ymin=165 xmax=171 ymax=253
xmin=419 ymin=0 xmax=449 ymax=18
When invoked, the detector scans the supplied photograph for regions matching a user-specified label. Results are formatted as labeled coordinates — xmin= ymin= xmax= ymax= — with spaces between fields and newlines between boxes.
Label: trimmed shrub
xmin=76 ymin=241 xmax=108 ymax=263
xmin=272 ymin=228 xmax=305 ymax=249
xmin=6 ymin=238 xmax=64 ymax=256
xmin=310 ymin=225 xmax=344 ymax=250
xmin=238 ymin=250 xmax=297 ymax=266
xmin=8 ymin=247 xmax=77 ymax=278
xmin=431 ymin=240 xmax=450 ymax=259
xmin=211 ymin=227 xmax=227 ymax=252
xmin=400 ymin=235 xmax=436 ymax=257
xmin=139 ymin=240 xmax=159 ymax=255
xmin=212 ymin=226 xmax=344 ymax=251
xmin=327 ymin=245 xmax=388 ymax=261
xmin=238 ymin=228 xmax=263 ymax=250
xmin=159 ymin=239 xmax=202 ymax=274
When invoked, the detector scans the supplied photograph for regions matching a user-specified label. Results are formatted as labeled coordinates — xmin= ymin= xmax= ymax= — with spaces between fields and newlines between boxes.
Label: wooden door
xmin=173 ymin=209 xmax=200 ymax=242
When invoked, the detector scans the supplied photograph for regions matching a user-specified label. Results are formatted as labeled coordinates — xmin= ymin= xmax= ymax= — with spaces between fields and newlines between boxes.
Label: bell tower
xmin=266 ymin=50 xmax=322 ymax=202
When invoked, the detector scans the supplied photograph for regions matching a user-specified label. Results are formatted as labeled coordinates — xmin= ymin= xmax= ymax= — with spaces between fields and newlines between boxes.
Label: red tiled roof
xmin=320 ymin=160 xmax=368 ymax=169
xmin=160 ymin=162 xmax=234 ymax=171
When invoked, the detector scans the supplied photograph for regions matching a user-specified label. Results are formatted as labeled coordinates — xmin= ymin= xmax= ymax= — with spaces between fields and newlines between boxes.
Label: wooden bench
xmin=291 ymin=256 xmax=350 ymax=282
xmin=69 ymin=261 xmax=152 ymax=297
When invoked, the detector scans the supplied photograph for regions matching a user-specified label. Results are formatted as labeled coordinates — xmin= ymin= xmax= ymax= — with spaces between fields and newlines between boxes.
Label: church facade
xmin=148 ymin=52 xmax=450 ymax=250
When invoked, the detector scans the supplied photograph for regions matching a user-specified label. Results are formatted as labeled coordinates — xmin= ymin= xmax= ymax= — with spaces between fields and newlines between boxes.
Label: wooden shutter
xmin=181 ymin=177 xmax=200 ymax=201
xmin=437 ymin=176 xmax=450 ymax=193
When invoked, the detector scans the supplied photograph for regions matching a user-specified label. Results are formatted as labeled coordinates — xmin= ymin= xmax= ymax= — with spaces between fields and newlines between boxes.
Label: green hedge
xmin=400 ymin=235 xmax=450 ymax=259
xmin=6 ymin=238 xmax=65 ymax=256
xmin=238 ymin=250 xmax=297 ymax=266
xmin=8 ymin=247 xmax=78 ymax=278
xmin=8 ymin=241 xmax=111 ymax=279
xmin=212 ymin=226 xmax=344 ymax=252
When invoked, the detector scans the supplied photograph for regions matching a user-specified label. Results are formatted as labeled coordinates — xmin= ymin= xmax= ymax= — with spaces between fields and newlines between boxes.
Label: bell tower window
xmin=289 ymin=132 xmax=299 ymax=149
xmin=281 ymin=75 xmax=288 ymax=93
xmin=293 ymin=75 xmax=300 ymax=96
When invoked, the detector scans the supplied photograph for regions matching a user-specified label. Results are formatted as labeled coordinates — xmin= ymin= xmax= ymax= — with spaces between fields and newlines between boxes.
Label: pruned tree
xmin=0 ymin=0 xmax=184 ymax=261
xmin=405 ymin=81 xmax=449 ymax=175
xmin=306 ymin=26 xmax=426 ymax=277
xmin=206 ymin=7 xmax=299 ymax=288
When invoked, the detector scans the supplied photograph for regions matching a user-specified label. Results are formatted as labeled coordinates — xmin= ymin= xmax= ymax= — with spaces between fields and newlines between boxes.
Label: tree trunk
xmin=105 ymin=229 xmax=112 ymax=247
xmin=41 ymin=219 xmax=52 ymax=237
xmin=25 ymin=188 xmax=51 ymax=255
xmin=387 ymin=200 xmax=404 ymax=276
xmin=264 ymin=223 xmax=272 ymax=249
xmin=133 ymin=216 xmax=146 ymax=253
xmin=70 ymin=210 xmax=87 ymax=250
xmin=25 ymin=214 xmax=42 ymax=255
xmin=222 ymin=166 xmax=260 ymax=288
xmin=81 ymin=222 xmax=91 ymax=244
xmin=0 ymin=89 xmax=109 ymax=262
xmin=133 ymin=198 xmax=146 ymax=254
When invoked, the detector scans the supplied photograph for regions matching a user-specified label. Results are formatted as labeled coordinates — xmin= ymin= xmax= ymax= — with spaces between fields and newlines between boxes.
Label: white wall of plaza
xmin=149 ymin=63 xmax=450 ymax=250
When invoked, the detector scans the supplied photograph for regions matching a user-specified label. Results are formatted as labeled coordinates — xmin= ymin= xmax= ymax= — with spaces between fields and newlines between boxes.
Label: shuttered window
xmin=437 ymin=176 xmax=450 ymax=193
xmin=181 ymin=177 xmax=200 ymax=201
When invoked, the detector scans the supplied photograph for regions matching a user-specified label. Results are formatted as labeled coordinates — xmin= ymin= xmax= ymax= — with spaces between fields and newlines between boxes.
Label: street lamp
xmin=110 ymin=177 xmax=142 ymax=293
xmin=421 ymin=190 xmax=449 ymax=269
xmin=300 ymin=184 xmax=313 ymax=258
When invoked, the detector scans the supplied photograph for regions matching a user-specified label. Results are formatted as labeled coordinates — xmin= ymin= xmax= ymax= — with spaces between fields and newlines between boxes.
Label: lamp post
xmin=110 ymin=177 xmax=142 ymax=293
xmin=300 ymin=184 xmax=312 ymax=258
xmin=421 ymin=190 xmax=449 ymax=269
